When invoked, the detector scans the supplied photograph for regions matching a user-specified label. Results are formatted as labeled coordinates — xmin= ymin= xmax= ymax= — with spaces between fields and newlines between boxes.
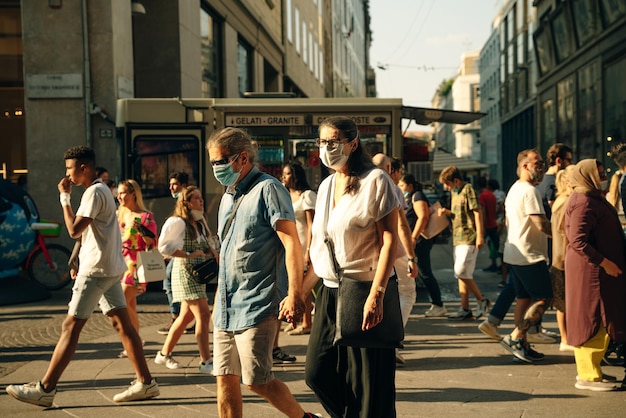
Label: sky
xmin=369 ymin=0 xmax=499 ymax=131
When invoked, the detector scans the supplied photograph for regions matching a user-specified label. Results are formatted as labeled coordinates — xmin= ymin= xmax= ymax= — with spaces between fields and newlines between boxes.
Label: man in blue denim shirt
xmin=208 ymin=127 xmax=316 ymax=418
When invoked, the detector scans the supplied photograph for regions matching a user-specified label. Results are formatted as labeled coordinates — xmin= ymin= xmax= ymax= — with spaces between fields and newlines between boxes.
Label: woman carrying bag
xmin=301 ymin=116 xmax=401 ymax=417
xmin=156 ymin=186 xmax=218 ymax=373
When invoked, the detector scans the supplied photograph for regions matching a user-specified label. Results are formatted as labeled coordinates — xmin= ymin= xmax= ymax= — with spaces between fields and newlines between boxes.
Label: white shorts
xmin=453 ymin=245 xmax=478 ymax=279
xmin=67 ymin=275 xmax=126 ymax=319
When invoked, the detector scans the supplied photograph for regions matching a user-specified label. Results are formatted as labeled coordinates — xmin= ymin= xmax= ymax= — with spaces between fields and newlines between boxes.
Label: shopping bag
xmin=136 ymin=249 xmax=167 ymax=283
xmin=421 ymin=201 xmax=450 ymax=240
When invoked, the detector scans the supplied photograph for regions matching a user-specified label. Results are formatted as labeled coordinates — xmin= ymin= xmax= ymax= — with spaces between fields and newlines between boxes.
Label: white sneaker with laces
xmin=526 ymin=331 xmax=556 ymax=344
xmin=113 ymin=379 xmax=159 ymax=402
xmin=154 ymin=351 xmax=181 ymax=369
xmin=424 ymin=304 xmax=447 ymax=317
xmin=198 ymin=359 xmax=213 ymax=374
xmin=6 ymin=381 xmax=56 ymax=407
xmin=478 ymin=319 xmax=501 ymax=341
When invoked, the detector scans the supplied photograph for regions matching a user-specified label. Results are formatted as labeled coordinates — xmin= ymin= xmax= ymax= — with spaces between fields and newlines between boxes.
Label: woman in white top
xmin=281 ymin=162 xmax=316 ymax=335
xmin=156 ymin=186 xmax=218 ymax=373
xmin=302 ymin=116 xmax=400 ymax=417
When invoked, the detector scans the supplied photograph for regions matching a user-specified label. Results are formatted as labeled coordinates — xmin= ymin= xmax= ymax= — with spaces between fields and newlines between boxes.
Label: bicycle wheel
xmin=27 ymin=243 xmax=72 ymax=290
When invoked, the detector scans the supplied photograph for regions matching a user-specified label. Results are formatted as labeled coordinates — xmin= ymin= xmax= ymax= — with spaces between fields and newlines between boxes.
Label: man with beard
xmin=499 ymin=148 xmax=553 ymax=363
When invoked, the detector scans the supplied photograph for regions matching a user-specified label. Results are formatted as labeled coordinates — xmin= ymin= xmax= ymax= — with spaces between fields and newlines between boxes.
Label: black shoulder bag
xmin=323 ymin=178 xmax=404 ymax=349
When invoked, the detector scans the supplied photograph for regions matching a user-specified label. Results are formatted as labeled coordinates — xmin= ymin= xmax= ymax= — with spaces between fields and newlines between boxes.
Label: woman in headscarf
xmin=564 ymin=159 xmax=626 ymax=392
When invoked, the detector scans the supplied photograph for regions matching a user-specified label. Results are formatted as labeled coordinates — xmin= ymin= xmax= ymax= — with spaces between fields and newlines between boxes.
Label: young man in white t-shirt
xmin=6 ymin=146 xmax=159 ymax=407
xmin=500 ymin=148 xmax=553 ymax=363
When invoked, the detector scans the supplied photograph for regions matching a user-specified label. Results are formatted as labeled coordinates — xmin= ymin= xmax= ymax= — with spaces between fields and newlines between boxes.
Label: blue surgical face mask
xmin=403 ymin=191 xmax=411 ymax=199
xmin=213 ymin=158 xmax=241 ymax=186
xmin=452 ymin=187 xmax=460 ymax=194
xmin=171 ymin=191 xmax=180 ymax=199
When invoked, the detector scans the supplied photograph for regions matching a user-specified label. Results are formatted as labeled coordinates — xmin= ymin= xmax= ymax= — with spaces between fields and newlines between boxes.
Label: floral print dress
xmin=120 ymin=211 xmax=157 ymax=287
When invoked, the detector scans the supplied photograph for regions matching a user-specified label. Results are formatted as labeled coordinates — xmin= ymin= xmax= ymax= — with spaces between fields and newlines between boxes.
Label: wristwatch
xmin=185 ymin=251 xmax=190 ymax=258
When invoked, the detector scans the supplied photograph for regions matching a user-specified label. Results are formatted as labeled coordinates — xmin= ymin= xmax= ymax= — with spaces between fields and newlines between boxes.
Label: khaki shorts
xmin=453 ymin=245 xmax=478 ymax=279
xmin=212 ymin=316 xmax=278 ymax=385
xmin=67 ymin=275 xmax=126 ymax=319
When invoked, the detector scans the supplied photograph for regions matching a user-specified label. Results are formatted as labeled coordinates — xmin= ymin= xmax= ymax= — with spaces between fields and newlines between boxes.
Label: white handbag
xmin=136 ymin=249 xmax=167 ymax=283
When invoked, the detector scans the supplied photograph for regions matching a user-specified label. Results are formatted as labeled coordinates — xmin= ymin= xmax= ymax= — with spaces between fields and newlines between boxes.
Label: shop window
xmin=540 ymin=97 xmax=556 ymax=152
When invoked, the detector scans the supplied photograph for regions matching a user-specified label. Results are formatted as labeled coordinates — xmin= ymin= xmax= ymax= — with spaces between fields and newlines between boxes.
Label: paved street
xmin=1 ymin=243 xmax=624 ymax=417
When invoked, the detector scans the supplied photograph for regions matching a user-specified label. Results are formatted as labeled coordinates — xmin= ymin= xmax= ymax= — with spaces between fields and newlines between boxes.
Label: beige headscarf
xmin=569 ymin=159 xmax=602 ymax=197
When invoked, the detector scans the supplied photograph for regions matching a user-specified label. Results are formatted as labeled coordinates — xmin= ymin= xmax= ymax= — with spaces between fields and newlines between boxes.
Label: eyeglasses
xmin=210 ymin=153 xmax=239 ymax=167
xmin=315 ymin=138 xmax=347 ymax=150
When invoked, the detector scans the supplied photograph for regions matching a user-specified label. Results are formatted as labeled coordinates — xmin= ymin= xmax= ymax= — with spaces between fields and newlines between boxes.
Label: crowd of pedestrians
xmin=5 ymin=126 xmax=626 ymax=415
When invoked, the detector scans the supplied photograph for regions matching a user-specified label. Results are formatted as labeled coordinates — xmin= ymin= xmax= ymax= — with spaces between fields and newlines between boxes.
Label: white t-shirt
xmin=503 ymin=180 xmax=548 ymax=266
xmin=75 ymin=180 xmax=126 ymax=277
xmin=292 ymin=189 xmax=317 ymax=258
xmin=309 ymin=168 xmax=399 ymax=287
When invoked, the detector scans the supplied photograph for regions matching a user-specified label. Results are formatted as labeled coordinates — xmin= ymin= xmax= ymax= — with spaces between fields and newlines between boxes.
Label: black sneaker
xmin=500 ymin=335 xmax=533 ymax=363
xmin=157 ymin=320 xmax=174 ymax=335
xmin=184 ymin=325 xmax=195 ymax=334
xmin=272 ymin=347 xmax=296 ymax=364
xmin=447 ymin=309 xmax=474 ymax=321
xmin=523 ymin=343 xmax=545 ymax=361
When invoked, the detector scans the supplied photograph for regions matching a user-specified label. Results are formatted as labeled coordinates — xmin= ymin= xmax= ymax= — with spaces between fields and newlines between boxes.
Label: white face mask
xmin=320 ymin=141 xmax=352 ymax=170
xmin=191 ymin=209 xmax=205 ymax=221
xmin=599 ymin=180 xmax=608 ymax=192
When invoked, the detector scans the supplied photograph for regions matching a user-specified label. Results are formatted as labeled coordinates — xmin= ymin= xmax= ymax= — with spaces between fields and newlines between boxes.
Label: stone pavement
xmin=1 ymin=243 xmax=625 ymax=417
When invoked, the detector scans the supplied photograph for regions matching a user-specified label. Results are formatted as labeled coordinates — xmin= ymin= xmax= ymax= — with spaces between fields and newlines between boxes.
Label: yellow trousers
xmin=573 ymin=326 xmax=609 ymax=382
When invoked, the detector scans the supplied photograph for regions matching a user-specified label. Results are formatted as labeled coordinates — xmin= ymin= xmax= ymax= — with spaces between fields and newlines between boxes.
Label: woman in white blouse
xmin=302 ymin=116 xmax=400 ymax=417
xmin=156 ymin=186 xmax=217 ymax=373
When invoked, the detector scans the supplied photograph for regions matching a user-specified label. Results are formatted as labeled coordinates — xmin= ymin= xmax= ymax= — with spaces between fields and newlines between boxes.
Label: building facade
xmin=479 ymin=18 xmax=502 ymax=182
xmin=533 ymin=0 xmax=626 ymax=176
xmin=1 ymin=0 xmax=374 ymax=229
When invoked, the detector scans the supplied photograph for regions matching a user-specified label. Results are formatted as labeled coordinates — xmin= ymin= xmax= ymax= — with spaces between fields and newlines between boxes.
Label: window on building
xmin=237 ymin=39 xmax=253 ymax=97
xmin=604 ymin=55 xmax=626 ymax=156
xmin=319 ymin=50 xmax=324 ymax=85
xmin=286 ymin=0 xmax=293 ymax=43
xmin=599 ymin=0 xmax=626 ymax=28
xmin=540 ymin=97 xmax=556 ymax=152
xmin=0 ymin=3 xmax=26 ymax=180
xmin=571 ymin=0 xmax=597 ymax=47
xmin=557 ymin=75 xmax=575 ymax=146
xmin=578 ymin=60 xmax=598 ymax=159
xmin=200 ymin=6 xmax=222 ymax=98
xmin=533 ymin=23 xmax=555 ymax=76
xmin=309 ymin=32 xmax=314 ymax=72
xmin=295 ymin=8 xmax=301 ymax=55
xmin=302 ymin=22 xmax=308 ymax=64
xmin=551 ymin=6 xmax=574 ymax=63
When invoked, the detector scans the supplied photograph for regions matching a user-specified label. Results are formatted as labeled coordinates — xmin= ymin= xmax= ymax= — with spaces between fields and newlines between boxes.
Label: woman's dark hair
xmin=319 ymin=116 xmax=373 ymax=194
xmin=284 ymin=162 xmax=312 ymax=192
xmin=400 ymin=173 xmax=423 ymax=192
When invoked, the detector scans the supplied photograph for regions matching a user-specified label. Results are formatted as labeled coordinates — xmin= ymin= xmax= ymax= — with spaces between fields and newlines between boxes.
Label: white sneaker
xmin=198 ymin=359 xmax=213 ymax=374
xmin=526 ymin=331 xmax=556 ymax=344
xmin=154 ymin=351 xmax=180 ymax=369
xmin=6 ymin=381 xmax=56 ymax=407
xmin=478 ymin=319 xmax=502 ymax=341
xmin=424 ymin=304 xmax=447 ymax=317
xmin=113 ymin=379 xmax=159 ymax=402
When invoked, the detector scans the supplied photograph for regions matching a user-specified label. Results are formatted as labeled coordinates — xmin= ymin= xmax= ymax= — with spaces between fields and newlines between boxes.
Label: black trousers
xmin=305 ymin=284 xmax=396 ymax=418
